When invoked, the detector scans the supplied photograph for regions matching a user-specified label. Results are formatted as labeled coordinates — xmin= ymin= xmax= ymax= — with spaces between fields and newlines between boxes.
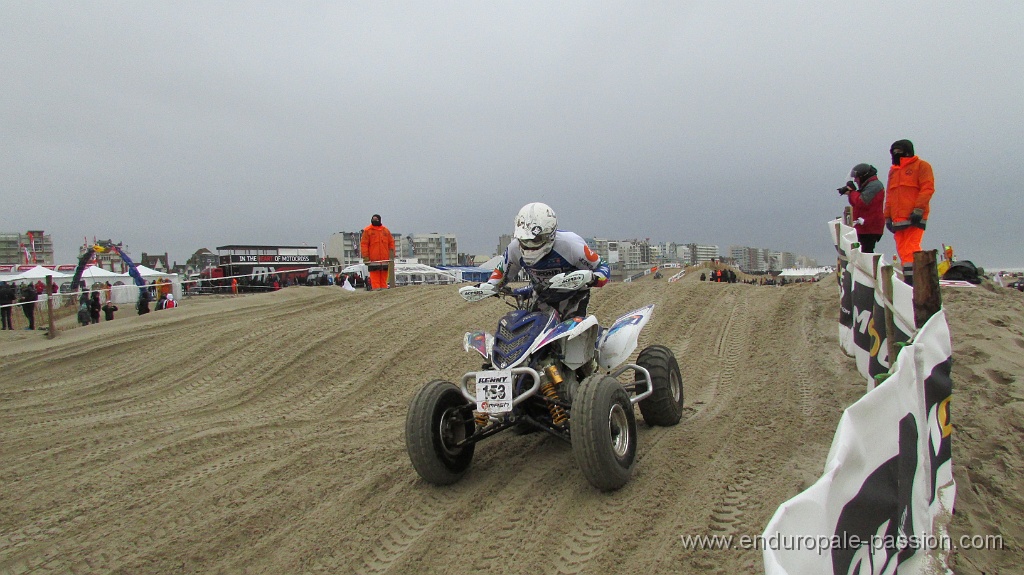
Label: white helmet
xmin=514 ymin=202 xmax=557 ymax=265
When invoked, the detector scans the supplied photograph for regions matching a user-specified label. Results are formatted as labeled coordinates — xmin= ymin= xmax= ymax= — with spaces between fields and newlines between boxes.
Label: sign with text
xmin=222 ymin=254 xmax=317 ymax=265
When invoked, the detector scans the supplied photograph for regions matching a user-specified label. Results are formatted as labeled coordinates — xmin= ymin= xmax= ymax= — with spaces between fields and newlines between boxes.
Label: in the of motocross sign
xmin=225 ymin=254 xmax=317 ymax=264
xmin=475 ymin=371 xmax=513 ymax=414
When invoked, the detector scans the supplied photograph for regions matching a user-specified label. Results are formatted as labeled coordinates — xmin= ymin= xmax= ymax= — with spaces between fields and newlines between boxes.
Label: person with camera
xmin=837 ymin=163 xmax=886 ymax=253
xmin=883 ymin=139 xmax=935 ymax=286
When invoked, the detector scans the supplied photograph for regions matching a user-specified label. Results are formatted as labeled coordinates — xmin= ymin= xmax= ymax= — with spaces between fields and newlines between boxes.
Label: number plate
xmin=475 ymin=370 xmax=514 ymax=414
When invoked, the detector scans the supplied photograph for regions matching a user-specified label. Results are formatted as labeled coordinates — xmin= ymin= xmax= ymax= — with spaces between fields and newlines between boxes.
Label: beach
xmin=1 ymin=276 xmax=1021 ymax=574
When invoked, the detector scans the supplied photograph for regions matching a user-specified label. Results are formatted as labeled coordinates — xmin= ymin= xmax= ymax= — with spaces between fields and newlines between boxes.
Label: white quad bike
xmin=405 ymin=270 xmax=684 ymax=491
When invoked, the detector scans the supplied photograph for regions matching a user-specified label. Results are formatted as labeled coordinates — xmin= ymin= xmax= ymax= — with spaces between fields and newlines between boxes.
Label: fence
xmin=762 ymin=218 xmax=955 ymax=574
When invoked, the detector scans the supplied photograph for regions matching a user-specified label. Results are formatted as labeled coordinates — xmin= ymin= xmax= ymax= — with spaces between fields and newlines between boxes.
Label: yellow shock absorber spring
xmin=541 ymin=365 xmax=569 ymax=426
xmin=475 ymin=411 xmax=489 ymax=428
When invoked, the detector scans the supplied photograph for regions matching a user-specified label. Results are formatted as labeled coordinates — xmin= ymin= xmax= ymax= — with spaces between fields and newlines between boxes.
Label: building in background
xmin=325 ymin=231 xmax=362 ymax=267
xmin=395 ymin=235 xmax=414 ymax=260
xmin=685 ymin=243 xmax=720 ymax=266
xmin=0 ymin=230 xmax=54 ymax=265
xmin=795 ymin=255 xmax=819 ymax=268
xmin=496 ymin=234 xmax=512 ymax=257
xmin=186 ymin=248 xmax=220 ymax=274
xmin=140 ymin=252 xmax=171 ymax=272
xmin=410 ymin=233 xmax=458 ymax=267
xmin=730 ymin=246 xmax=768 ymax=273
xmin=727 ymin=246 xmax=801 ymax=272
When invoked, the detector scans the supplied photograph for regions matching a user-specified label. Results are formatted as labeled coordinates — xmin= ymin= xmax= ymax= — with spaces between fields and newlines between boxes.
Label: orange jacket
xmin=884 ymin=156 xmax=934 ymax=224
xmin=360 ymin=224 xmax=395 ymax=262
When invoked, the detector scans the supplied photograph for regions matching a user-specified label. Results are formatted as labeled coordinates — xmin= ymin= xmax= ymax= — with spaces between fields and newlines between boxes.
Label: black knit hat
xmin=890 ymin=139 xmax=915 ymax=156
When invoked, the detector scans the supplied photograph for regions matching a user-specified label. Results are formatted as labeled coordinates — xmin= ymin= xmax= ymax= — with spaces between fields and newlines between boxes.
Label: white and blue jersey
xmin=488 ymin=231 xmax=609 ymax=306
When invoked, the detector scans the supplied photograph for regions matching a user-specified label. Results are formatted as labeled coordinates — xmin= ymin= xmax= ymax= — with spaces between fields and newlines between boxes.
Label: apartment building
xmin=410 ymin=233 xmax=458 ymax=267
xmin=0 ymin=230 xmax=54 ymax=265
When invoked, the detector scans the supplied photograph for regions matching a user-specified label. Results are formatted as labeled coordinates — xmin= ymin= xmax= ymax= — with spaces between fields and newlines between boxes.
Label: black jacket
xmin=0 ymin=284 xmax=15 ymax=305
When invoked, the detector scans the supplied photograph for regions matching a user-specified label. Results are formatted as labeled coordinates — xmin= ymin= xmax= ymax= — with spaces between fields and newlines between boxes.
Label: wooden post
xmin=46 ymin=274 xmax=57 ymax=338
xmin=843 ymin=206 xmax=853 ymax=226
xmin=913 ymin=250 xmax=941 ymax=329
xmin=880 ymin=265 xmax=897 ymax=364
xmin=387 ymin=249 xmax=396 ymax=289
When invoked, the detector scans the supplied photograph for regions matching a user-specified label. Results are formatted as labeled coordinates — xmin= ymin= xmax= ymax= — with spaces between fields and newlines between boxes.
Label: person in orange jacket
xmin=360 ymin=213 xmax=395 ymax=290
xmin=883 ymin=139 xmax=935 ymax=286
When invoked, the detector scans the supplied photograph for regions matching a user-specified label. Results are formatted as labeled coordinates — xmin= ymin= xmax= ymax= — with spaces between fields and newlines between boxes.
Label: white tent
xmin=7 ymin=266 xmax=71 ymax=281
xmin=79 ymin=266 xmax=130 ymax=281
xmin=479 ymin=255 xmax=503 ymax=271
xmin=133 ymin=264 xmax=169 ymax=277
xmin=777 ymin=267 xmax=834 ymax=281
xmin=340 ymin=262 xmax=457 ymax=287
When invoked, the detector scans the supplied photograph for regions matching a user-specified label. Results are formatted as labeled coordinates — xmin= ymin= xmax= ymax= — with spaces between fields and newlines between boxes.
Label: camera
xmin=836 ymin=181 xmax=855 ymax=195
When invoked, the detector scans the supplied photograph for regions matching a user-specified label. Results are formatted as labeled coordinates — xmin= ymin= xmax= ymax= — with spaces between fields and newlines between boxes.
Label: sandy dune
xmin=1 ymin=277 xmax=1021 ymax=574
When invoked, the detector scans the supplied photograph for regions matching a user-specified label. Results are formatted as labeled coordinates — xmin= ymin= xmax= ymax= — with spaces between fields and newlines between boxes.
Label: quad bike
xmin=405 ymin=270 xmax=684 ymax=491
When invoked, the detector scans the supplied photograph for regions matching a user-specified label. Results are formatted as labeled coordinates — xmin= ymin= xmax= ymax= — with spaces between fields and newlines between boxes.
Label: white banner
xmin=763 ymin=311 xmax=955 ymax=575
xmin=832 ymin=220 xmax=858 ymax=357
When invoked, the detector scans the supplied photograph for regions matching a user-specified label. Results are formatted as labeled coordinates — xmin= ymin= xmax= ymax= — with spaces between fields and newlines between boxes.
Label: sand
xmin=1 ymin=277 xmax=1021 ymax=574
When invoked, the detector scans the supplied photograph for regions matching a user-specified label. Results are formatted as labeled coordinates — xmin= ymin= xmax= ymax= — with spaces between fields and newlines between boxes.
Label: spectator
xmin=360 ymin=213 xmax=395 ymax=290
xmin=0 ymin=281 xmax=15 ymax=330
xmin=884 ymin=139 xmax=935 ymax=286
xmin=77 ymin=300 xmax=91 ymax=327
xmin=137 ymin=289 xmax=151 ymax=315
xmin=89 ymin=292 xmax=102 ymax=324
xmin=102 ymin=300 xmax=119 ymax=321
xmin=20 ymin=282 xmax=38 ymax=330
xmin=839 ymin=163 xmax=886 ymax=253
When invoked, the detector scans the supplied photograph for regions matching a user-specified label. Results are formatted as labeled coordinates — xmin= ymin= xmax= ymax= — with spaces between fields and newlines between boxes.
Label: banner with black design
xmin=850 ymin=251 xmax=881 ymax=382
xmin=831 ymin=220 xmax=858 ymax=356
xmin=829 ymin=219 xmax=917 ymax=390
xmin=762 ymin=311 xmax=955 ymax=574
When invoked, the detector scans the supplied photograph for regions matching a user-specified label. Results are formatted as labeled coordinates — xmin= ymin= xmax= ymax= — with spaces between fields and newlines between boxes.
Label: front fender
xmin=464 ymin=331 xmax=494 ymax=359
xmin=596 ymin=304 xmax=654 ymax=369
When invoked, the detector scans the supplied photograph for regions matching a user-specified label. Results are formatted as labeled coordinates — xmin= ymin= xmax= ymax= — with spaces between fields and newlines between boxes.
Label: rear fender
xmin=596 ymin=304 xmax=655 ymax=369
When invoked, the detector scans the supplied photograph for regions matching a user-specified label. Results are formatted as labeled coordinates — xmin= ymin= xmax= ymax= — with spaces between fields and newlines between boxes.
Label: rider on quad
xmin=486 ymin=202 xmax=610 ymax=318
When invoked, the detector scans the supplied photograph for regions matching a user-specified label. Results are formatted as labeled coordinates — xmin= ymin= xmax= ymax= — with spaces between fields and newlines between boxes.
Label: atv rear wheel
xmin=405 ymin=380 xmax=476 ymax=485
xmin=571 ymin=374 xmax=637 ymax=491
xmin=636 ymin=345 xmax=684 ymax=427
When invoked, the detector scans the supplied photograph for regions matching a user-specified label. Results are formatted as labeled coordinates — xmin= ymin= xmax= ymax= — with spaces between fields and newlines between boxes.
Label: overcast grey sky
xmin=3 ymin=2 xmax=1022 ymax=267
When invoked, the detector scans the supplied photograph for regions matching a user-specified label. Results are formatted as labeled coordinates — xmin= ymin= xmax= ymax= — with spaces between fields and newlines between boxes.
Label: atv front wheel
xmin=571 ymin=374 xmax=637 ymax=491
xmin=636 ymin=345 xmax=684 ymax=426
xmin=405 ymin=380 xmax=476 ymax=485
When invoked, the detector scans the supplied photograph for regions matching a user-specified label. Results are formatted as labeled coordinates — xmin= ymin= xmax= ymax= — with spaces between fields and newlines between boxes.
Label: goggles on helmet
xmin=519 ymin=235 xmax=548 ymax=250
